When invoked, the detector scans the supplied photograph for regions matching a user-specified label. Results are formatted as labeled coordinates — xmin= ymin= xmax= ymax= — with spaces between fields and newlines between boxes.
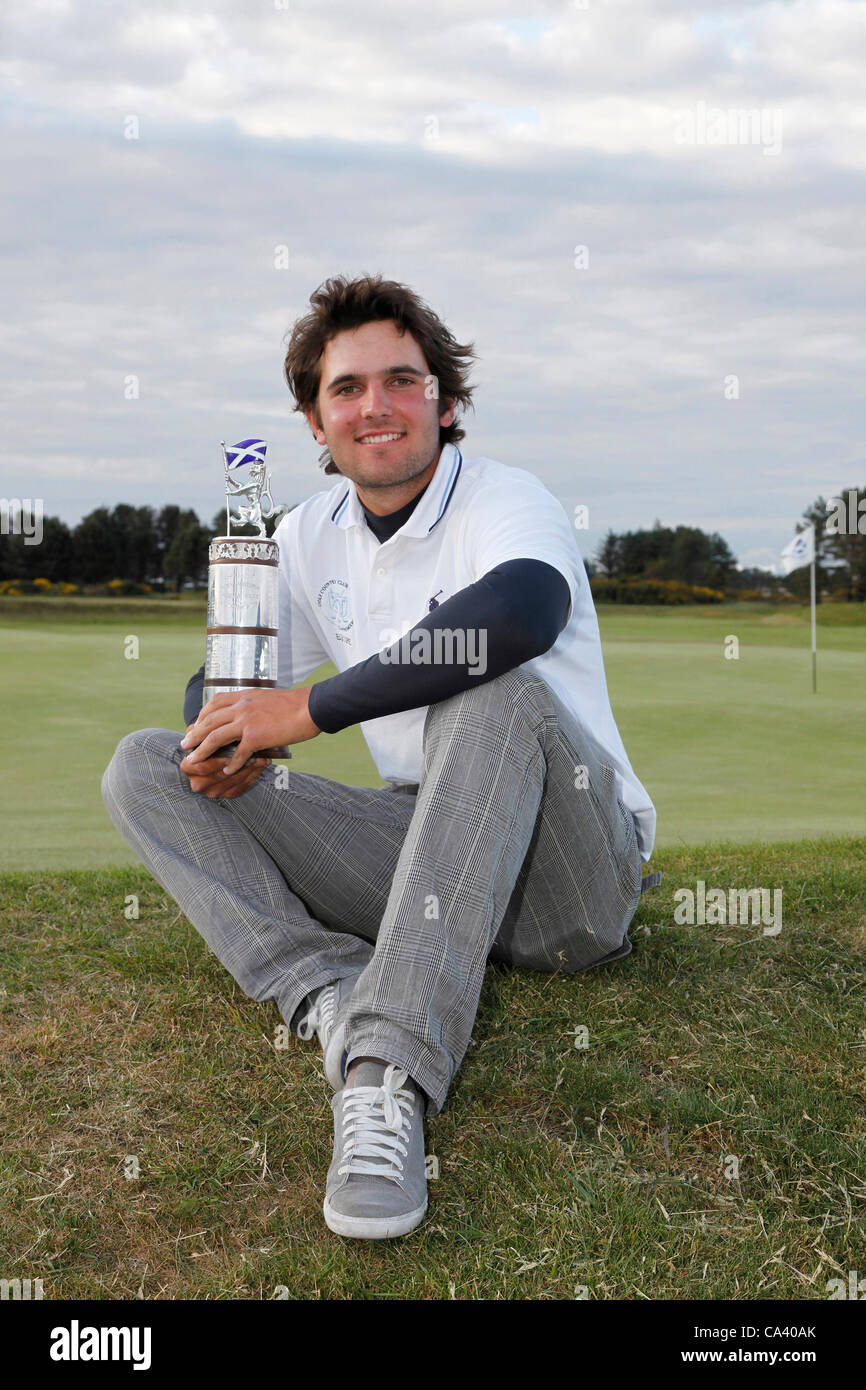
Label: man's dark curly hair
xmin=283 ymin=274 xmax=476 ymax=475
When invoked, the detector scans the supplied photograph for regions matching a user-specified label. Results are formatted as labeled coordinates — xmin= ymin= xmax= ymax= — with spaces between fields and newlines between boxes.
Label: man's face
xmin=305 ymin=320 xmax=454 ymax=506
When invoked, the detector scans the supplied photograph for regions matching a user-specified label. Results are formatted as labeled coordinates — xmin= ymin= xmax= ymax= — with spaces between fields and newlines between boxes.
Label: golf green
xmin=1 ymin=601 xmax=863 ymax=869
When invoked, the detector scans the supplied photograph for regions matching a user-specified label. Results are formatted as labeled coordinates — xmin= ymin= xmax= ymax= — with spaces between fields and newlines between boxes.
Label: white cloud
xmin=0 ymin=0 xmax=863 ymax=553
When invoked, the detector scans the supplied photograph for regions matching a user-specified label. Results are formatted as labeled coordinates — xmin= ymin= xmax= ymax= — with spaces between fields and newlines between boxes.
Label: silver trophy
xmin=203 ymin=438 xmax=279 ymax=707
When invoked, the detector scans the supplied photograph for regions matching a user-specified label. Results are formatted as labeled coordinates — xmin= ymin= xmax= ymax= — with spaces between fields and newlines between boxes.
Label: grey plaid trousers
xmin=101 ymin=669 xmax=643 ymax=1116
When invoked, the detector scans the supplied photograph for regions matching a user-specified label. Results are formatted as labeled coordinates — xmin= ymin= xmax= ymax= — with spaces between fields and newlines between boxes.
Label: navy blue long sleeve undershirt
xmin=306 ymin=558 xmax=570 ymax=733
xmin=183 ymin=557 xmax=571 ymax=732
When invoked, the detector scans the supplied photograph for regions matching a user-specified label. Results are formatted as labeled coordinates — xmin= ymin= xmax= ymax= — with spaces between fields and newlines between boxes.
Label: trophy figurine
xmin=203 ymin=438 xmax=280 ymax=708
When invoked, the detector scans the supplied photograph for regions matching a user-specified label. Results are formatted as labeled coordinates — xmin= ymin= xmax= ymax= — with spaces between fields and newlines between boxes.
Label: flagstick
xmin=810 ymin=554 xmax=817 ymax=693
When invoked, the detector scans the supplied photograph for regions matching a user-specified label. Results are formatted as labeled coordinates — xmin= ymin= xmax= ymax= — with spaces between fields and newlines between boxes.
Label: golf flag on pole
xmin=779 ymin=525 xmax=818 ymax=692
xmin=779 ymin=526 xmax=815 ymax=575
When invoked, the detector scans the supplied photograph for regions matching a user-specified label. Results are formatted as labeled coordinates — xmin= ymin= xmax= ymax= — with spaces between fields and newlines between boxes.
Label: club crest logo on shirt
xmin=317 ymin=578 xmax=353 ymax=636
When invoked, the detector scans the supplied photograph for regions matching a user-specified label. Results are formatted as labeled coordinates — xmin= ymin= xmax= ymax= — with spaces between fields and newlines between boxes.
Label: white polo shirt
xmin=274 ymin=442 xmax=656 ymax=860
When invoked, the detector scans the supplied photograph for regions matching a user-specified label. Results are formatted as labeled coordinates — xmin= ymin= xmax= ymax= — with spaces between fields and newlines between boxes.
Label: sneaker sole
xmin=323 ymin=1196 xmax=428 ymax=1240
xmin=323 ymin=1018 xmax=348 ymax=1090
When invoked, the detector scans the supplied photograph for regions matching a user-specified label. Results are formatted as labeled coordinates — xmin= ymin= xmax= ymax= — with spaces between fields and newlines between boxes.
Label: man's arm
xmin=179 ymin=558 xmax=570 ymax=780
xmin=307 ymin=558 xmax=571 ymax=734
xmin=184 ymin=665 xmax=205 ymax=726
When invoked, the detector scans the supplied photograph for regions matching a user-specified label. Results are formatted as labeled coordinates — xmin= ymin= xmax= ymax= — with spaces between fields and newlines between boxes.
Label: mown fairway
xmin=0 ymin=597 xmax=863 ymax=870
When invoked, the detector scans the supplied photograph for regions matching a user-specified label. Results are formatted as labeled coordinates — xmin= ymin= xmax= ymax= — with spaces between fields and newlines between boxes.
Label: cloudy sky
xmin=2 ymin=0 xmax=863 ymax=569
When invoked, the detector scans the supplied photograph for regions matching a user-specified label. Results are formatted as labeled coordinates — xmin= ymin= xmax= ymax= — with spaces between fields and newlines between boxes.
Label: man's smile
xmin=356 ymin=430 xmax=407 ymax=446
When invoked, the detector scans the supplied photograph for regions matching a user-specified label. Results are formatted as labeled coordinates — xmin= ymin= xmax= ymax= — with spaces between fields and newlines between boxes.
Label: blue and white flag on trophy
xmin=225 ymin=439 xmax=268 ymax=469
xmin=779 ymin=525 xmax=815 ymax=575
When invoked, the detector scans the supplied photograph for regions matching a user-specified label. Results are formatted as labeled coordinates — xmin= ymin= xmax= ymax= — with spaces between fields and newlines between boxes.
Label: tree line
xmin=593 ymin=487 xmax=865 ymax=601
xmin=3 ymin=487 xmax=863 ymax=599
xmin=593 ymin=523 xmax=738 ymax=590
xmin=0 ymin=503 xmax=289 ymax=592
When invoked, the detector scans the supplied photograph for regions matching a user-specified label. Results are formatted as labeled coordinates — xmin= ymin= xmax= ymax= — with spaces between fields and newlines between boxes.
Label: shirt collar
xmin=329 ymin=443 xmax=463 ymax=537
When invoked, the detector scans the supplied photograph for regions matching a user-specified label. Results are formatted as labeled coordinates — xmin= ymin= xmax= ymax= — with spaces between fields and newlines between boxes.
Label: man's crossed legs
xmin=101 ymin=669 xmax=643 ymax=1238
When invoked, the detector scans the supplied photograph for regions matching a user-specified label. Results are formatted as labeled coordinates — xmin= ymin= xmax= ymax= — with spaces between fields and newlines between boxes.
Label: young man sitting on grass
xmin=102 ymin=273 xmax=656 ymax=1240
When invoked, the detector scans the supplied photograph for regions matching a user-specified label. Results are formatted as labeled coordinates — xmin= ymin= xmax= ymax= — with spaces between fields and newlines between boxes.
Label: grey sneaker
xmin=293 ymin=977 xmax=357 ymax=1090
xmin=323 ymin=1062 xmax=428 ymax=1239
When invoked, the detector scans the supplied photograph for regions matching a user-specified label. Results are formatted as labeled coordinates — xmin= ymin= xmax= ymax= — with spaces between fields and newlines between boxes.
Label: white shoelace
xmin=296 ymin=983 xmax=337 ymax=1042
xmin=337 ymin=1064 xmax=415 ymax=1185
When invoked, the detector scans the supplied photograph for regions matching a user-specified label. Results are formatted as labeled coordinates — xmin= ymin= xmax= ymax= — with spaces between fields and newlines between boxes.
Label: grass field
xmin=1 ymin=598 xmax=863 ymax=1300
xmin=0 ymin=596 xmax=863 ymax=869
xmin=0 ymin=840 xmax=863 ymax=1299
